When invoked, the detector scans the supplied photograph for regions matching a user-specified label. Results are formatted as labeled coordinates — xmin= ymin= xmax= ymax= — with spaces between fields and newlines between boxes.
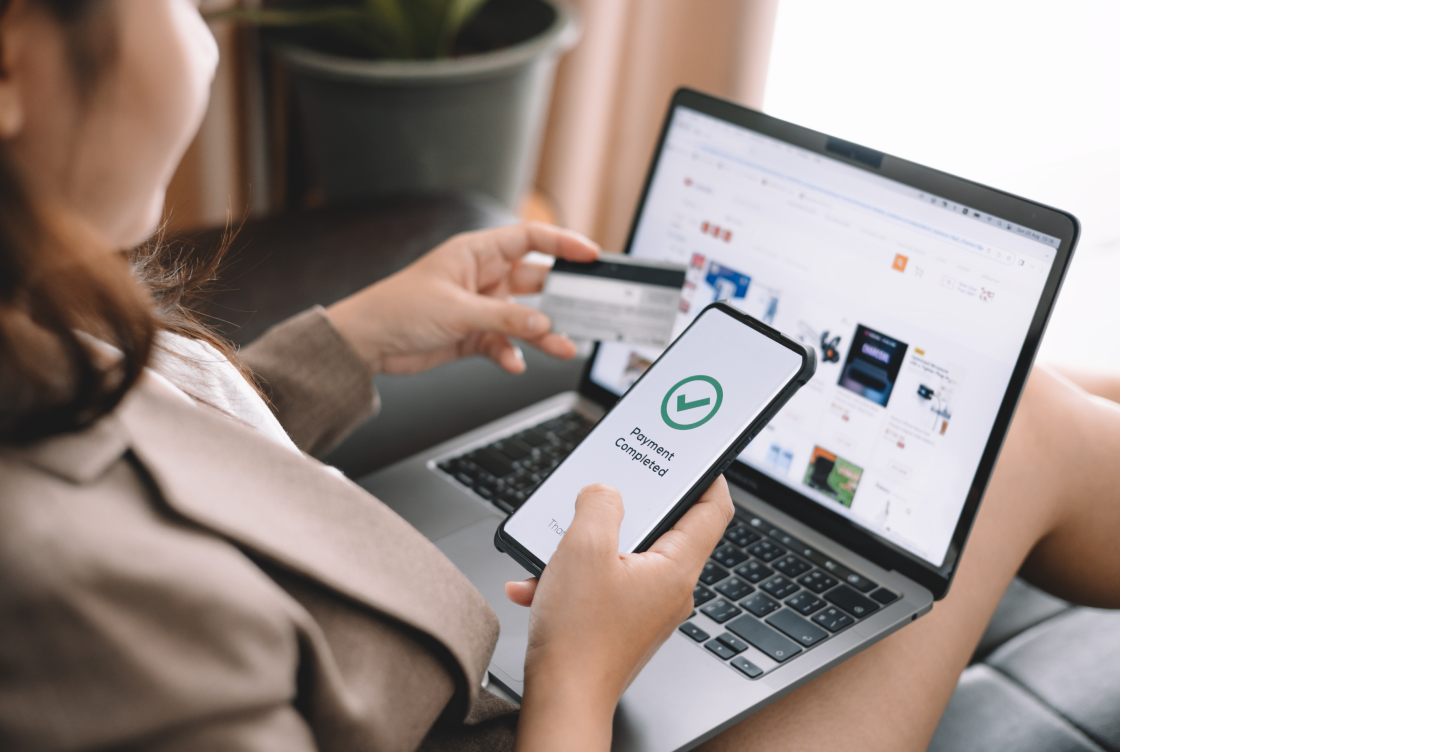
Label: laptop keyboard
xmin=677 ymin=505 xmax=901 ymax=680
xmin=436 ymin=412 xmax=901 ymax=680
xmin=435 ymin=411 xmax=595 ymax=513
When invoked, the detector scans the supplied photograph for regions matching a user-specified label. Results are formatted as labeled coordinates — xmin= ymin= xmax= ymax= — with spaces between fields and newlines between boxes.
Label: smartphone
xmin=495 ymin=302 xmax=817 ymax=576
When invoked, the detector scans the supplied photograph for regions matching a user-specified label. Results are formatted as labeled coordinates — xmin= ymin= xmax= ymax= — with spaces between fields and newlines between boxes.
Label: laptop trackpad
xmin=433 ymin=516 xmax=533 ymax=686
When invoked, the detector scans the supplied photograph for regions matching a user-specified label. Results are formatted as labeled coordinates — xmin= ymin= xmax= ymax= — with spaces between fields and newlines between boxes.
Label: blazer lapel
xmin=116 ymin=375 xmax=499 ymax=720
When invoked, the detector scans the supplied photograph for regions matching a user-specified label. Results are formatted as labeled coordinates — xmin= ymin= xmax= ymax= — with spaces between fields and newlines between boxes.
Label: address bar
xmin=697 ymin=144 xmax=1012 ymax=265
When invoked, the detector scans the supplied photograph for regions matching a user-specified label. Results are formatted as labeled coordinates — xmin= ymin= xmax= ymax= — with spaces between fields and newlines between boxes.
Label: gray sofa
xmin=931 ymin=579 xmax=1119 ymax=752
xmin=194 ymin=193 xmax=1119 ymax=752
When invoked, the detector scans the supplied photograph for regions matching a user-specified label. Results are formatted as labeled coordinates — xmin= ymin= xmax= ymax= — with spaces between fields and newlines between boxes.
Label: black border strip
xmin=552 ymin=258 xmax=686 ymax=288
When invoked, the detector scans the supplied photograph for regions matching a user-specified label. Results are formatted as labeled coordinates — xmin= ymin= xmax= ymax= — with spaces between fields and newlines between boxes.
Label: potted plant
xmin=229 ymin=0 xmax=578 ymax=210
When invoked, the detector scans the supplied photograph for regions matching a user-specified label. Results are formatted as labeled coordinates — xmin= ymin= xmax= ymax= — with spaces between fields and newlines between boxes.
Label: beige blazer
xmin=0 ymin=309 xmax=516 ymax=752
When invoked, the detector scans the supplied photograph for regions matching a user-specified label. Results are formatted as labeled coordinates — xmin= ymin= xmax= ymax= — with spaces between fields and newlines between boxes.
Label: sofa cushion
xmin=973 ymin=578 xmax=1071 ymax=661
xmin=985 ymin=608 xmax=1120 ymax=751
xmin=926 ymin=665 xmax=1106 ymax=752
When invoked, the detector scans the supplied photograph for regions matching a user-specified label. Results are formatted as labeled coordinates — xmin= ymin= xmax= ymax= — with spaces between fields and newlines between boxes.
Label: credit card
xmin=540 ymin=253 xmax=686 ymax=347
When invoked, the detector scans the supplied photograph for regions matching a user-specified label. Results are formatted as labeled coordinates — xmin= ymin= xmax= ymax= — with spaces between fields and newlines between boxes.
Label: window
xmin=765 ymin=0 xmax=1119 ymax=372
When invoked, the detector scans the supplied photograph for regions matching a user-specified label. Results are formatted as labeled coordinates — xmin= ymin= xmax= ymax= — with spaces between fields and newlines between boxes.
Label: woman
xmin=0 ymin=1 xmax=1120 ymax=750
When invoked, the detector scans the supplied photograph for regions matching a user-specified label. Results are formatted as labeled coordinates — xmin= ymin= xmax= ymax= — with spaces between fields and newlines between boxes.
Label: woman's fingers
xmin=462 ymin=221 xmax=601 ymax=264
xmin=468 ymin=332 xmax=524 ymax=373
xmin=530 ymin=332 xmax=578 ymax=360
xmin=458 ymin=294 xmax=553 ymax=341
xmin=505 ymin=578 xmax=539 ymax=607
xmin=646 ymin=477 xmax=734 ymax=571
xmin=507 ymin=260 xmax=553 ymax=296
xmin=467 ymin=331 xmax=575 ymax=374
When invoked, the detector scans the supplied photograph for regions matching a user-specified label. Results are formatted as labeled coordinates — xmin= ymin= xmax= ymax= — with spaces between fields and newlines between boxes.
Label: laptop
xmin=360 ymin=88 xmax=1078 ymax=751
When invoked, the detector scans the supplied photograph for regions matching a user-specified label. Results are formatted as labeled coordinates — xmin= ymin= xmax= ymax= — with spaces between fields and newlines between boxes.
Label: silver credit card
xmin=540 ymin=253 xmax=686 ymax=347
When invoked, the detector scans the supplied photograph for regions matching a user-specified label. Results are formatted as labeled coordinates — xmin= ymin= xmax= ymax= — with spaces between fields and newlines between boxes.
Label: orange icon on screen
xmin=892 ymin=254 xmax=908 ymax=272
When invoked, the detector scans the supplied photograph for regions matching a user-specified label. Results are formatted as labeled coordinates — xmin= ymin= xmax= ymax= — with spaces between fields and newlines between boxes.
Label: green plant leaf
xmin=440 ymin=0 xmax=491 ymax=55
xmin=213 ymin=0 xmax=491 ymax=60
xmin=362 ymin=0 xmax=418 ymax=57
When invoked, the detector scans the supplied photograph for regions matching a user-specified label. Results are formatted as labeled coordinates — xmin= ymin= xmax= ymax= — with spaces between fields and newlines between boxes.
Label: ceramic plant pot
xmin=279 ymin=0 xmax=577 ymax=210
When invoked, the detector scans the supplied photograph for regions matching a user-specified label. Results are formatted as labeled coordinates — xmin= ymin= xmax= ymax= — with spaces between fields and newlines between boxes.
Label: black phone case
xmin=494 ymin=302 xmax=817 ymax=578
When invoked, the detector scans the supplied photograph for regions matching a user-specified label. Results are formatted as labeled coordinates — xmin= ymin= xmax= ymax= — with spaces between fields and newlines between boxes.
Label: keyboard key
xmin=870 ymin=588 xmax=899 ymax=605
xmin=760 ymin=575 xmax=800 ymax=599
xmin=716 ymin=632 xmax=748 ymax=654
xmin=766 ymin=610 xmax=829 ymax=647
xmin=741 ymin=513 xmax=777 ymax=536
xmin=704 ymin=638 xmax=737 ymax=660
xmin=678 ymin=622 xmax=709 ymax=642
xmin=711 ymin=545 xmax=750 ymax=568
xmin=732 ymin=561 xmax=774 ymax=583
xmin=724 ymin=525 xmax=763 ymax=547
xmin=796 ymin=548 xmax=876 ymax=592
xmin=739 ymin=593 xmax=781 ymax=618
xmin=693 ymin=584 xmax=716 ymax=608
xmin=701 ymin=600 xmax=741 ymax=624
xmin=471 ymin=447 xmax=517 ymax=477
xmin=768 ymin=529 xmax=808 ymax=552
xmin=825 ymin=585 xmax=881 ymax=619
xmin=747 ymin=540 xmax=784 ymax=562
xmin=731 ymin=656 xmax=764 ymax=678
xmin=519 ymin=427 xmax=551 ymax=447
xmin=699 ymin=561 xmax=728 ymax=586
xmin=715 ymin=576 xmax=755 ymax=601
xmin=727 ymin=615 xmax=804 ymax=663
xmin=497 ymin=439 xmax=533 ymax=461
xmin=792 ymin=542 xmax=826 ymax=564
xmin=772 ymin=554 xmax=812 ymax=578
xmin=784 ymin=591 xmax=825 ymax=615
xmin=812 ymin=606 xmax=855 ymax=632
xmin=798 ymin=570 xmax=838 ymax=593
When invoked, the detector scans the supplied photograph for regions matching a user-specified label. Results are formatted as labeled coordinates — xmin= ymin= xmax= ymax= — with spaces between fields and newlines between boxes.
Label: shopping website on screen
xmin=590 ymin=107 xmax=1059 ymax=567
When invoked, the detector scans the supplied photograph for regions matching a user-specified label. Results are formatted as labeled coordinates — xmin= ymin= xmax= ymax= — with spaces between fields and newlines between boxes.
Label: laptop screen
xmin=587 ymin=106 xmax=1061 ymax=568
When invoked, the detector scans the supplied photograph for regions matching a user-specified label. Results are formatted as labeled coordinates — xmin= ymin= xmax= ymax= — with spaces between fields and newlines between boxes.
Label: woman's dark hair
xmin=0 ymin=0 xmax=250 ymax=443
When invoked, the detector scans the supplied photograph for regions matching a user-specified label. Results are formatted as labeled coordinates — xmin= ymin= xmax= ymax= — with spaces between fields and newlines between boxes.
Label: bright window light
xmin=766 ymin=0 xmax=1119 ymax=372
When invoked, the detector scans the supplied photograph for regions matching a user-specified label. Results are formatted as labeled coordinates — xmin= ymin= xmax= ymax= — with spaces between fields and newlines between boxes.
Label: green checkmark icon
xmin=676 ymin=394 xmax=711 ymax=412
xmin=662 ymin=375 xmax=723 ymax=430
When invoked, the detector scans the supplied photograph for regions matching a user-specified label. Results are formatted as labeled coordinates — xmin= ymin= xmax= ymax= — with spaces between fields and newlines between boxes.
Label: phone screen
xmin=503 ymin=307 xmax=806 ymax=564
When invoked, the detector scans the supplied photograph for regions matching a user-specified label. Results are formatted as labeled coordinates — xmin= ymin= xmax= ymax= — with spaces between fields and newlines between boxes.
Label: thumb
xmin=559 ymin=483 xmax=626 ymax=557
xmin=504 ymin=578 xmax=538 ymax=607
xmin=460 ymin=295 xmax=552 ymax=341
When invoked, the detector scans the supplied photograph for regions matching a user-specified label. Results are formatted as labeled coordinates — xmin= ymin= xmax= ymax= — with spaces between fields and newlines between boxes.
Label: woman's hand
xmin=505 ymin=478 xmax=734 ymax=751
xmin=325 ymin=222 xmax=600 ymax=376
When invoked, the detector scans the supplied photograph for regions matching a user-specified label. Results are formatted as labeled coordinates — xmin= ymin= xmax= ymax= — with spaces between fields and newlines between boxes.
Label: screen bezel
xmin=576 ymin=88 xmax=1080 ymax=600
xmin=501 ymin=301 xmax=816 ymax=577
